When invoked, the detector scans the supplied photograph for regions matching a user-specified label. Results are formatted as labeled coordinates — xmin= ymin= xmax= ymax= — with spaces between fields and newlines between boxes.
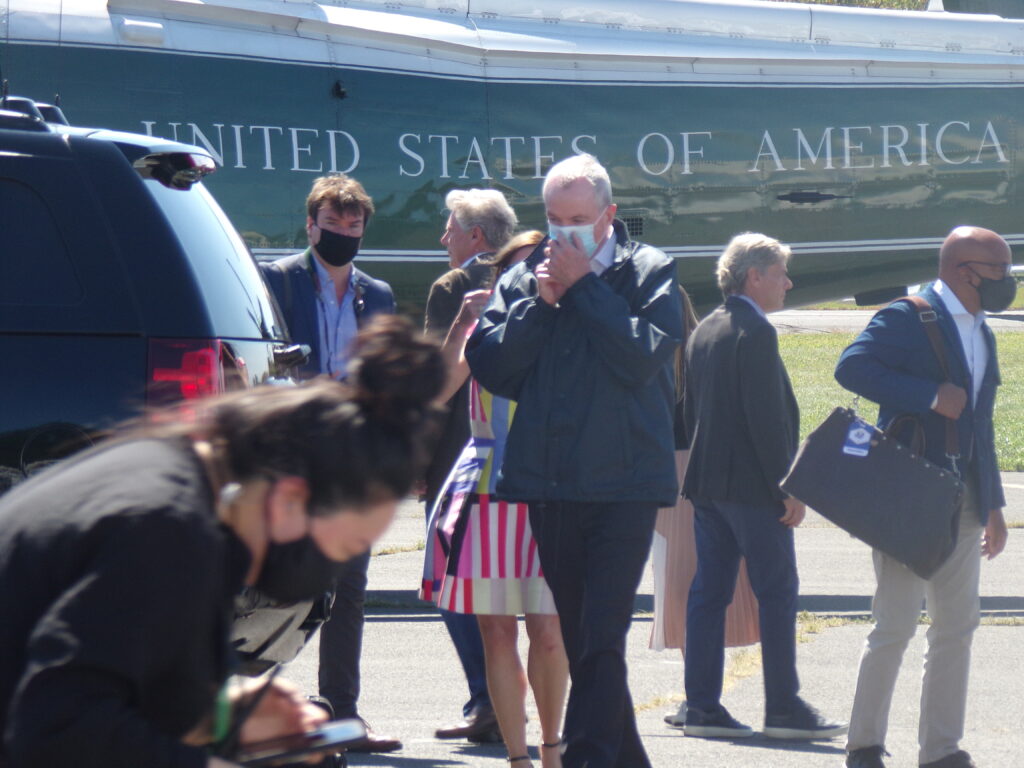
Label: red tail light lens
xmin=147 ymin=339 xmax=225 ymax=405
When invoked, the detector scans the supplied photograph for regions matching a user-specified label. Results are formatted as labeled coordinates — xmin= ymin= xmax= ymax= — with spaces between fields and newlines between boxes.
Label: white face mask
xmin=547 ymin=208 xmax=608 ymax=259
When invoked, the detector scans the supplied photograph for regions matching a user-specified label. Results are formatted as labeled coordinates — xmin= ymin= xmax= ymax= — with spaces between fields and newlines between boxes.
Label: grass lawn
xmin=780 ymin=332 xmax=1024 ymax=471
xmin=765 ymin=0 xmax=927 ymax=7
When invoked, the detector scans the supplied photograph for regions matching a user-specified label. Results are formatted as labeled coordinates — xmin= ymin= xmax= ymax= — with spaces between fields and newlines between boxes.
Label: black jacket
xmin=466 ymin=221 xmax=682 ymax=506
xmin=422 ymin=259 xmax=496 ymax=503
xmin=0 ymin=439 xmax=249 ymax=768
xmin=682 ymin=295 xmax=799 ymax=505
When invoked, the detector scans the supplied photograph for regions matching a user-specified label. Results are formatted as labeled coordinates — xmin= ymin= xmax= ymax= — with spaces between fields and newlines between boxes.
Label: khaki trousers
xmin=847 ymin=504 xmax=983 ymax=765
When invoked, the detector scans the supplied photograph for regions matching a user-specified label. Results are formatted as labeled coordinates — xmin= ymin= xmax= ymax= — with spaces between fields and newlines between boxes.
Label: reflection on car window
xmin=0 ymin=179 xmax=83 ymax=306
xmin=143 ymin=179 xmax=287 ymax=340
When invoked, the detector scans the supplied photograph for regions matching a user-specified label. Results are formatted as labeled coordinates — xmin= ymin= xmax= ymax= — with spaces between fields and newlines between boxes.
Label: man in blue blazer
xmin=836 ymin=227 xmax=1011 ymax=768
xmin=259 ymin=174 xmax=400 ymax=754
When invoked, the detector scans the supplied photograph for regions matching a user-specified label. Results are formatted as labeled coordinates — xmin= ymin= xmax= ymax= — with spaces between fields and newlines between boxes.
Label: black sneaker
xmin=682 ymin=704 xmax=754 ymax=739
xmin=764 ymin=698 xmax=848 ymax=740
xmin=847 ymin=745 xmax=889 ymax=768
xmin=920 ymin=750 xmax=977 ymax=768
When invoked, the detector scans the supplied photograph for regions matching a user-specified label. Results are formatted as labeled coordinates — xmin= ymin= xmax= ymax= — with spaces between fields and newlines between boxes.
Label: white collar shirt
xmin=590 ymin=229 xmax=617 ymax=276
xmin=737 ymin=293 xmax=767 ymax=319
xmin=933 ymin=279 xmax=988 ymax=405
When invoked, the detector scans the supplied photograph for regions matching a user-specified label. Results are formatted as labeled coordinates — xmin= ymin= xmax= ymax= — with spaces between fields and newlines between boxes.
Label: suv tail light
xmin=147 ymin=339 xmax=246 ymax=405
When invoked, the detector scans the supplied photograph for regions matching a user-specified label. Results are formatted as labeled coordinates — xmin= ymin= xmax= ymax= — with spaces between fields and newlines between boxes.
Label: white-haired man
xmin=681 ymin=233 xmax=845 ymax=742
xmin=466 ymin=153 xmax=683 ymax=768
xmin=424 ymin=188 xmax=518 ymax=744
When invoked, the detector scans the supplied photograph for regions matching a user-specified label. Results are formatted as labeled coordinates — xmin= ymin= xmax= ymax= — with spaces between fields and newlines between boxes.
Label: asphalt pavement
xmin=278 ymin=484 xmax=1023 ymax=768
xmin=770 ymin=309 xmax=1024 ymax=334
xmin=276 ymin=310 xmax=1024 ymax=768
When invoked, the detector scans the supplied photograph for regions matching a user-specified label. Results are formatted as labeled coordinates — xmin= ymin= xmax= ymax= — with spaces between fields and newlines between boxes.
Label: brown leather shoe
xmin=344 ymin=718 xmax=402 ymax=754
xmin=434 ymin=706 xmax=500 ymax=741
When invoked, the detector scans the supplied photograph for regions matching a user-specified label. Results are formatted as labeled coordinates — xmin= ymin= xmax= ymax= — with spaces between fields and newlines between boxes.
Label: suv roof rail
xmin=35 ymin=102 xmax=70 ymax=126
xmin=1 ymin=95 xmax=45 ymax=121
xmin=0 ymin=108 xmax=49 ymax=132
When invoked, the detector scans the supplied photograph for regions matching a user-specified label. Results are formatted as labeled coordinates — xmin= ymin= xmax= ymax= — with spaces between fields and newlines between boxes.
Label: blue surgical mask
xmin=548 ymin=210 xmax=607 ymax=259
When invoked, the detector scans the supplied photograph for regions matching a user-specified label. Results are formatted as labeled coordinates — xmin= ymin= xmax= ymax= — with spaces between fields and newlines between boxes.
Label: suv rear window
xmin=144 ymin=178 xmax=287 ymax=341
xmin=0 ymin=178 xmax=83 ymax=306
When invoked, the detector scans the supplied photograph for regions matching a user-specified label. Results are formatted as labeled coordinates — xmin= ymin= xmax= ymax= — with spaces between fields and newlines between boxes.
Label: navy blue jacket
xmin=682 ymin=295 xmax=799 ymax=506
xmin=465 ymin=220 xmax=683 ymax=506
xmin=834 ymin=284 xmax=1004 ymax=522
xmin=259 ymin=249 xmax=395 ymax=380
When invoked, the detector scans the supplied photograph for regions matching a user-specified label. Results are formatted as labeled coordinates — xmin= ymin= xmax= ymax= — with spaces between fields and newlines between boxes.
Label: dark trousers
xmin=318 ymin=550 xmax=370 ymax=718
xmin=685 ymin=498 xmax=800 ymax=716
xmin=423 ymin=498 xmax=490 ymax=717
xmin=529 ymin=501 xmax=657 ymax=768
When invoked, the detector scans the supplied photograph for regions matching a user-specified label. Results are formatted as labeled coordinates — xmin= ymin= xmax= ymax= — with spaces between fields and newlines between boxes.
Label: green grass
xmin=806 ymin=283 xmax=1024 ymax=312
xmin=766 ymin=0 xmax=927 ymax=7
xmin=780 ymin=332 xmax=1024 ymax=471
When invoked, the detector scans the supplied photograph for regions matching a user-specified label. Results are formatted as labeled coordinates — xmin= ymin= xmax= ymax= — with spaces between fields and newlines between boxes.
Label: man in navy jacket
xmin=259 ymin=174 xmax=399 ymax=754
xmin=837 ymin=227 xmax=1010 ymax=768
xmin=467 ymin=153 xmax=682 ymax=768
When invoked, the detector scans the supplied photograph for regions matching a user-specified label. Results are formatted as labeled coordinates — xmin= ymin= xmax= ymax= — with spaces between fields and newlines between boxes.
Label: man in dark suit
xmin=837 ymin=227 xmax=1010 ymax=768
xmin=682 ymin=233 xmax=845 ymax=741
xmin=259 ymin=173 xmax=400 ymax=754
xmin=423 ymin=188 xmax=517 ymax=743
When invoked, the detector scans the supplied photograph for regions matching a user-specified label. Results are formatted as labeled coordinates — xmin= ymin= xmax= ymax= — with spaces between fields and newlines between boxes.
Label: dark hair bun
xmin=347 ymin=315 xmax=445 ymax=429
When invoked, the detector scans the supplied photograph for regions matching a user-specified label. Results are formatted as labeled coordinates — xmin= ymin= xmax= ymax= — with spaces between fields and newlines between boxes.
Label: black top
xmin=422 ymin=260 xmax=495 ymax=504
xmin=682 ymin=295 xmax=799 ymax=505
xmin=0 ymin=438 xmax=251 ymax=768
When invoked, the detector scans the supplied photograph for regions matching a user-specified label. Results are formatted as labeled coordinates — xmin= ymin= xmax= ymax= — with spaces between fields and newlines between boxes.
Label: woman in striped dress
xmin=422 ymin=231 xmax=567 ymax=768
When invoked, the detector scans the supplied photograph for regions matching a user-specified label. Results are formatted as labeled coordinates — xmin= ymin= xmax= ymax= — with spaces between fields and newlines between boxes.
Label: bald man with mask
xmin=836 ymin=227 xmax=1012 ymax=768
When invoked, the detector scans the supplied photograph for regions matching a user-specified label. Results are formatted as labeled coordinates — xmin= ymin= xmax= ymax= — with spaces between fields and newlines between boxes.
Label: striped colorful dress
xmin=420 ymin=379 xmax=556 ymax=616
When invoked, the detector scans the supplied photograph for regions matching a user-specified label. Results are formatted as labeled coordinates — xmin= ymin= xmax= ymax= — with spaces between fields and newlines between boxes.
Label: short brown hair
xmin=306 ymin=174 xmax=375 ymax=223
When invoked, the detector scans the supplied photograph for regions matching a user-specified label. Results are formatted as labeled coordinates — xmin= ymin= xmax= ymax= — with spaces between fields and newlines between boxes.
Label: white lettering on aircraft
xmin=140 ymin=120 xmax=1008 ymax=180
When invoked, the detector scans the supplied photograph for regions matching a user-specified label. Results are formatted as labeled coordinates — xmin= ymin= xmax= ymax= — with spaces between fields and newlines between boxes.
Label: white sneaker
xmin=663 ymin=700 xmax=687 ymax=729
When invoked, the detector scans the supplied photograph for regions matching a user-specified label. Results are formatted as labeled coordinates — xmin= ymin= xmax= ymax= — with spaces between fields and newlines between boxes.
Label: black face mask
xmin=314 ymin=227 xmax=361 ymax=268
xmin=255 ymin=535 xmax=340 ymax=604
xmin=973 ymin=272 xmax=1017 ymax=314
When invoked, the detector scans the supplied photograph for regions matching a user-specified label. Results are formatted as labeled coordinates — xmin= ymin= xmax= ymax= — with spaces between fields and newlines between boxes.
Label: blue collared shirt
xmin=312 ymin=258 xmax=358 ymax=380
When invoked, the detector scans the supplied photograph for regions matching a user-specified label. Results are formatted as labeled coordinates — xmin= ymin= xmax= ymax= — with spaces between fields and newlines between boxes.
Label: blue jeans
xmin=684 ymin=498 xmax=801 ymax=717
xmin=530 ymin=501 xmax=656 ymax=768
xmin=424 ymin=501 xmax=490 ymax=717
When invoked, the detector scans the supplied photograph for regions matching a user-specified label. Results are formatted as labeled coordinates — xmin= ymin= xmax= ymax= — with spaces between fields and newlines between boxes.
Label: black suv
xmin=0 ymin=99 xmax=332 ymax=677
xmin=0 ymin=98 xmax=304 ymax=492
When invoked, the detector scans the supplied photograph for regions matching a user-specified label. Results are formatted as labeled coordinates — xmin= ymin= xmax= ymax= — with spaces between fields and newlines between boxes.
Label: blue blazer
xmin=834 ymin=284 xmax=1004 ymax=521
xmin=259 ymin=249 xmax=395 ymax=380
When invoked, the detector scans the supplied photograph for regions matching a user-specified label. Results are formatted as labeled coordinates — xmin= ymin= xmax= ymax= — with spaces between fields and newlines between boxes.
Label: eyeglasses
xmin=958 ymin=261 xmax=1012 ymax=278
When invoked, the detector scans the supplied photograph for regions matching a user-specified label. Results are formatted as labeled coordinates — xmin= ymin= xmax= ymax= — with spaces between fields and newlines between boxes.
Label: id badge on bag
xmin=842 ymin=419 xmax=873 ymax=457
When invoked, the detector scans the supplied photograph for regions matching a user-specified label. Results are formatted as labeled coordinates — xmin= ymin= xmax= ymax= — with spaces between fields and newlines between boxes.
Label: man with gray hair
xmin=423 ymin=188 xmax=517 ymax=744
xmin=680 ymin=233 xmax=846 ymax=741
xmin=425 ymin=188 xmax=518 ymax=337
xmin=467 ymin=153 xmax=683 ymax=768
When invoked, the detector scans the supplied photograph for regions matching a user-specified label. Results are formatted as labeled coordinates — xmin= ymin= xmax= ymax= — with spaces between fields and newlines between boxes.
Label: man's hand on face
xmin=933 ymin=382 xmax=968 ymax=420
xmin=779 ymin=496 xmax=806 ymax=528
xmin=544 ymin=234 xmax=592 ymax=290
xmin=535 ymin=259 xmax=567 ymax=306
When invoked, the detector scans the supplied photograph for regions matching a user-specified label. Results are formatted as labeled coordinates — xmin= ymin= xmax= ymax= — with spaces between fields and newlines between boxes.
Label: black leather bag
xmin=781 ymin=406 xmax=962 ymax=580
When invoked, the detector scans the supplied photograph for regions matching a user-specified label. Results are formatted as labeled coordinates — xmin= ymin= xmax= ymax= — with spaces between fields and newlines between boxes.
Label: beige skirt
xmin=650 ymin=450 xmax=761 ymax=651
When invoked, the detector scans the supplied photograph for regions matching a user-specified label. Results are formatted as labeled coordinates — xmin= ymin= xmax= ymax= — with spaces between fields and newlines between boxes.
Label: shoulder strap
xmin=903 ymin=295 xmax=960 ymax=464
